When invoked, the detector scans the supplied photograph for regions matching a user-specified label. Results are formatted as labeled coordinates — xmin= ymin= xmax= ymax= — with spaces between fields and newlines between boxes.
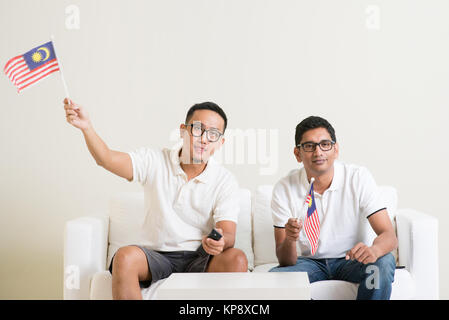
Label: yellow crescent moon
xmin=37 ymin=47 xmax=50 ymax=61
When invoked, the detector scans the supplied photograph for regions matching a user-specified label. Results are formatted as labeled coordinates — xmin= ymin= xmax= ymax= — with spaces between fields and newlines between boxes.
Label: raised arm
xmin=64 ymin=98 xmax=133 ymax=181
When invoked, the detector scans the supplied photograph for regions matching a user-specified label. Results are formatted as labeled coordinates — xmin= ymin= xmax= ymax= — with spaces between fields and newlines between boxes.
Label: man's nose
xmin=313 ymin=144 xmax=323 ymax=156
xmin=200 ymin=131 xmax=209 ymax=144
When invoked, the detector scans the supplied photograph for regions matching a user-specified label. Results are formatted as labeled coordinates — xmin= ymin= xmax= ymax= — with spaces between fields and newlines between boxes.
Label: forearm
xmin=371 ymin=230 xmax=398 ymax=258
xmin=81 ymin=124 xmax=112 ymax=167
xmin=276 ymin=238 xmax=298 ymax=266
xmin=222 ymin=231 xmax=235 ymax=250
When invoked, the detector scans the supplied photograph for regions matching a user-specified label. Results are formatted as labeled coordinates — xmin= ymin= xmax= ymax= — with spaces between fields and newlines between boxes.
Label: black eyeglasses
xmin=297 ymin=140 xmax=335 ymax=152
xmin=185 ymin=123 xmax=223 ymax=142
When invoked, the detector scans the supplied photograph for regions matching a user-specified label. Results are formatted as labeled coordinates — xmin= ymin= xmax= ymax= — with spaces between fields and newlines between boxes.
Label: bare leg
xmin=206 ymin=248 xmax=248 ymax=272
xmin=111 ymin=246 xmax=152 ymax=300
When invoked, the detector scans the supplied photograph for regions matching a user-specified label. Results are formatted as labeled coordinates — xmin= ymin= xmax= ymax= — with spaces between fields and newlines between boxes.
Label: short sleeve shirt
xmin=271 ymin=161 xmax=386 ymax=258
xmin=127 ymin=145 xmax=240 ymax=252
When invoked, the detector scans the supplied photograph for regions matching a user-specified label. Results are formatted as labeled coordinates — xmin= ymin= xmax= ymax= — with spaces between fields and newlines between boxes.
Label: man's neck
xmin=179 ymin=149 xmax=207 ymax=181
xmin=306 ymin=167 xmax=334 ymax=195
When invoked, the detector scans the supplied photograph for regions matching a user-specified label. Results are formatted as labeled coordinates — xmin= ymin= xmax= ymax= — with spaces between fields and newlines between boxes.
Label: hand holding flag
xmin=64 ymin=98 xmax=91 ymax=131
xmin=284 ymin=217 xmax=303 ymax=242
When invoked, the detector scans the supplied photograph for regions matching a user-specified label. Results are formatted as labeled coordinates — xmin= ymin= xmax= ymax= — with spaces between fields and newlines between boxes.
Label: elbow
xmin=276 ymin=251 xmax=297 ymax=267
xmin=278 ymin=258 xmax=296 ymax=267
xmin=226 ymin=236 xmax=236 ymax=249
xmin=96 ymin=160 xmax=105 ymax=168
xmin=392 ymin=234 xmax=399 ymax=251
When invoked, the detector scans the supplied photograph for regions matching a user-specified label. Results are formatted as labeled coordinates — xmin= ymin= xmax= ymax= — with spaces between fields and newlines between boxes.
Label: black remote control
xmin=197 ymin=228 xmax=222 ymax=256
xmin=207 ymin=228 xmax=222 ymax=241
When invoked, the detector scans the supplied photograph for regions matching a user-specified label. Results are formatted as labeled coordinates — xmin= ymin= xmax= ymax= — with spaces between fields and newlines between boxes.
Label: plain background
xmin=0 ymin=0 xmax=448 ymax=299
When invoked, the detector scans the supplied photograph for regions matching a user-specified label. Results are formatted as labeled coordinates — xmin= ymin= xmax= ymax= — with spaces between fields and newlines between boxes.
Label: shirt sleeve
xmin=356 ymin=167 xmax=387 ymax=219
xmin=271 ymin=179 xmax=292 ymax=228
xmin=127 ymin=147 xmax=157 ymax=186
xmin=213 ymin=175 xmax=240 ymax=225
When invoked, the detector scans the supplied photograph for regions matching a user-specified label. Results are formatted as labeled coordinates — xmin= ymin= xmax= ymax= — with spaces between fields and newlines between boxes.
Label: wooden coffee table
xmin=156 ymin=272 xmax=310 ymax=300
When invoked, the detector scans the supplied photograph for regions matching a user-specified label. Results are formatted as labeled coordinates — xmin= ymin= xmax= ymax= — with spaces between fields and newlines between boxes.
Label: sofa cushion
xmin=107 ymin=189 xmax=254 ymax=270
xmin=252 ymin=185 xmax=399 ymax=267
xmin=90 ymin=270 xmax=166 ymax=300
xmin=252 ymin=185 xmax=278 ymax=266
xmin=234 ymin=189 xmax=254 ymax=270
xmin=107 ymin=192 xmax=146 ymax=269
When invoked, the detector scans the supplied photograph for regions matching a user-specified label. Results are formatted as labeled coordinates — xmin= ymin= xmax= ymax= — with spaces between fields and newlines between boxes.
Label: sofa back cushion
xmin=252 ymin=185 xmax=398 ymax=267
xmin=107 ymin=192 xmax=145 ymax=269
xmin=106 ymin=189 xmax=254 ymax=270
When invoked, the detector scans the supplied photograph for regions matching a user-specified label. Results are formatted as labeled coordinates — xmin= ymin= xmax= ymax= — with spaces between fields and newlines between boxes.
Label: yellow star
xmin=31 ymin=51 xmax=42 ymax=63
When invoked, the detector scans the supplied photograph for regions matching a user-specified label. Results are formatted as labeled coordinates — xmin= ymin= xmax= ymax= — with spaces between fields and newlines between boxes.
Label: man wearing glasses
xmin=63 ymin=99 xmax=247 ymax=299
xmin=269 ymin=116 xmax=397 ymax=300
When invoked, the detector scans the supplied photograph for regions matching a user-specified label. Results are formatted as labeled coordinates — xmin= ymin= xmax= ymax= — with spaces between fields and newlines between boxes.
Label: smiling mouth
xmin=194 ymin=146 xmax=207 ymax=153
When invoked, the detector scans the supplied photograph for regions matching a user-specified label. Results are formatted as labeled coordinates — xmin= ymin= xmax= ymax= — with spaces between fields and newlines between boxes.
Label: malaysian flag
xmin=304 ymin=179 xmax=320 ymax=255
xmin=4 ymin=41 xmax=60 ymax=93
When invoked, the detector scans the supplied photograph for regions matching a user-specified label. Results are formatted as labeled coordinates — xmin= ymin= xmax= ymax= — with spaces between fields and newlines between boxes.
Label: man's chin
xmin=306 ymin=162 xmax=330 ymax=174
xmin=192 ymin=153 xmax=211 ymax=164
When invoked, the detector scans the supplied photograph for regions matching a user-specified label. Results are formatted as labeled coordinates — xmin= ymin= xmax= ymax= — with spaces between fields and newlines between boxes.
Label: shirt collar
xmin=169 ymin=143 xmax=214 ymax=184
xmin=300 ymin=160 xmax=343 ymax=192
xmin=328 ymin=161 xmax=343 ymax=191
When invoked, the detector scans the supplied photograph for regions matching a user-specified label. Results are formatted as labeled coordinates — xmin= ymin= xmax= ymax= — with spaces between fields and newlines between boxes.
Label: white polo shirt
xmin=127 ymin=145 xmax=240 ymax=252
xmin=271 ymin=161 xmax=386 ymax=259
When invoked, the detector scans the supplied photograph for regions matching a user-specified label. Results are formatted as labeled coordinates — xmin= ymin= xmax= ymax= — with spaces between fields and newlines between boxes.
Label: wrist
xmin=81 ymin=121 xmax=93 ymax=133
xmin=370 ymin=245 xmax=382 ymax=259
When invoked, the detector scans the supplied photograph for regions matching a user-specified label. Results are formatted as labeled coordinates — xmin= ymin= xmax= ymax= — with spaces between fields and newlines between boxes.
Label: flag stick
xmin=295 ymin=177 xmax=315 ymax=220
xmin=50 ymin=35 xmax=71 ymax=103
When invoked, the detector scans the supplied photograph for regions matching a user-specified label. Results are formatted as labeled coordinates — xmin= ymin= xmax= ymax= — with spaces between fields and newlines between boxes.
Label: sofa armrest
xmin=63 ymin=216 xmax=109 ymax=300
xmin=395 ymin=209 xmax=439 ymax=299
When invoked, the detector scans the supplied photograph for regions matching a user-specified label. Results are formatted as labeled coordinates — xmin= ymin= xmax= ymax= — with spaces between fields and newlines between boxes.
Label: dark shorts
xmin=108 ymin=245 xmax=211 ymax=288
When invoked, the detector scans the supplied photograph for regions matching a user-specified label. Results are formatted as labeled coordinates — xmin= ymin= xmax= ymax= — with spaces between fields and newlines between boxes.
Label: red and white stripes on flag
xmin=3 ymin=41 xmax=60 ymax=93
xmin=304 ymin=180 xmax=320 ymax=255
xmin=4 ymin=55 xmax=59 ymax=93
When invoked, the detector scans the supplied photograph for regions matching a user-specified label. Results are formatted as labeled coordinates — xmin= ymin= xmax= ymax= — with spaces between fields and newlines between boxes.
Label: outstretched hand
xmin=63 ymin=98 xmax=91 ymax=131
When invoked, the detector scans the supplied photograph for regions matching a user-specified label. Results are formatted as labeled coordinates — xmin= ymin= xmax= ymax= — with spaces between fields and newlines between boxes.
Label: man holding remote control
xmin=63 ymin=99 xmax=247 ymax=299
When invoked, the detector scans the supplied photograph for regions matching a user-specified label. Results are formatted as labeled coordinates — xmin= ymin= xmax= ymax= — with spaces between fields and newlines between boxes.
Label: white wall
xmin=1 ymin=0 xmax=448 ymax=299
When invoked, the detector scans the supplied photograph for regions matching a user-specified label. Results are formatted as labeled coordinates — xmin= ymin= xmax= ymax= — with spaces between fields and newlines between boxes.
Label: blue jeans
xmin=269 ymin=253 xmax=396 ymax=300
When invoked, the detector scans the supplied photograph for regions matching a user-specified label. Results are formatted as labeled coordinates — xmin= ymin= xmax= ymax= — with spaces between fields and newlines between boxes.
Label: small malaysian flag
xmin=304 ymin=179 xmax=320 ymax=255
xmin=4 ymin=41 xmax=60 ymax=93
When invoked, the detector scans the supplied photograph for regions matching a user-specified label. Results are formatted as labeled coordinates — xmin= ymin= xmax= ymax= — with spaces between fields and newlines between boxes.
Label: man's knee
xmin=227 ymin=248 xmax=248 ymax=271
xmin=112 ymin=246 xmax=144 ymax=275
xmin=363 ymin=253 xmax=395 ymax=287
xmin=209 ymin=248 xmax=248 ymax=272
xmin=374 ymin=253 xmax=396 ymax=281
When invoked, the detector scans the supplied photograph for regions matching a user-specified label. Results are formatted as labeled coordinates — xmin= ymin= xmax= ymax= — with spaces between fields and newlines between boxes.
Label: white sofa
xmin=63 ymin=185 xmax=439 ymax=300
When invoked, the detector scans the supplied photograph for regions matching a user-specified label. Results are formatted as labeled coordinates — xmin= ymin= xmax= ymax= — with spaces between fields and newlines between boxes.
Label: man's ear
xmin=294 ymin=146 xmax=302 ymax=163
xmin=334 ymin=142 xmax=339 ymax=158
xmin=180 ymin=124 xmax=186 ymax=139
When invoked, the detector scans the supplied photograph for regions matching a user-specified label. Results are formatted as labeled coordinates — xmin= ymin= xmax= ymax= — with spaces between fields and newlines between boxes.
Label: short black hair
xmin=295 ymin=116 xmax=336 ymax=146
xmin=185 ymin=102 xmax=228 ymax=133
